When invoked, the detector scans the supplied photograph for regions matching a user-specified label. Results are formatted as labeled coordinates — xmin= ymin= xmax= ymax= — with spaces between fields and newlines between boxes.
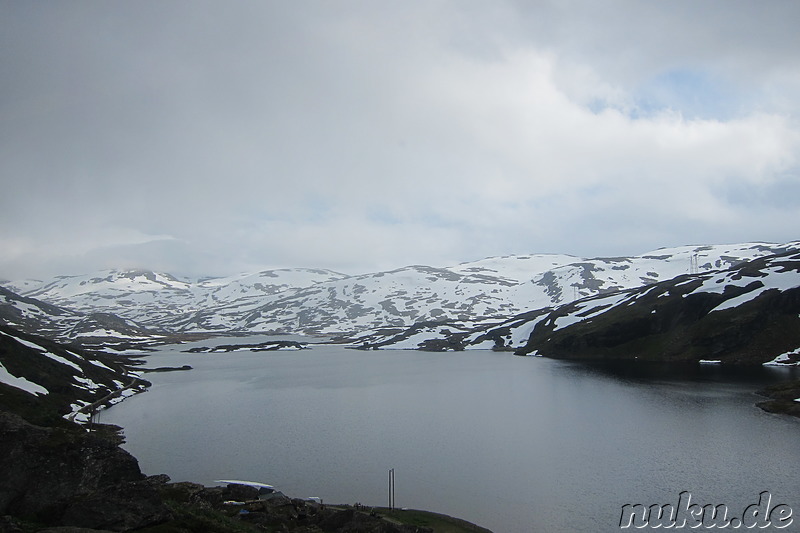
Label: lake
xmin=97 ymin=339 xmax=800 ymax=532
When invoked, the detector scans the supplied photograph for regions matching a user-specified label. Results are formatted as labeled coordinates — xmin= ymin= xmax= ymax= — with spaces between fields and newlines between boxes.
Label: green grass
xmin=134 ymin=501 xmax=257 ymax=533
xmin=371 ymin=507 xmax=493 ymax=533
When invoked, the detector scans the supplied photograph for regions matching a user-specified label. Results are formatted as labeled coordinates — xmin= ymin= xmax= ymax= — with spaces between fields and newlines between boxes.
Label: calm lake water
xmin=97 ymin=339 xmax=800 ymax=532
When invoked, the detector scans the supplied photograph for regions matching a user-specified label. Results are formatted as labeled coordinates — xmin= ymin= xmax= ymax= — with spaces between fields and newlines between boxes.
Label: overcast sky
xmin=2 ymin=1 xmax=799 ymax=280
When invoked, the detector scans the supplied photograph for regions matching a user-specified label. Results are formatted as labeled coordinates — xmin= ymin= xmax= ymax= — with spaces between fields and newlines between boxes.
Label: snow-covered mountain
xmin=172 ymin=241 xmax=798 ymax=336
xmin=3 ymin=241 xmax=799 ymax=342
xmin=10 ymin=268 xmax=347 ymax=327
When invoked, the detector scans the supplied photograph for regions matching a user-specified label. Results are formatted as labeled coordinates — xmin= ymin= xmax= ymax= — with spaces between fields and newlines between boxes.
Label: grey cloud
xmin=1 ymin=1 xmax=799 ymax=279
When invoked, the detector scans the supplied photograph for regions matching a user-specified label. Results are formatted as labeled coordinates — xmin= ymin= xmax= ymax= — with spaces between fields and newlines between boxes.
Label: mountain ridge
xmin=2 ymin=241 xmax=799 ymax=348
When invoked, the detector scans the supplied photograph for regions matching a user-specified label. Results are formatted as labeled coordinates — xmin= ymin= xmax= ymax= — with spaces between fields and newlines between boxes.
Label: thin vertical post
xmin=388 ymin=468 xmax=395 ymax=510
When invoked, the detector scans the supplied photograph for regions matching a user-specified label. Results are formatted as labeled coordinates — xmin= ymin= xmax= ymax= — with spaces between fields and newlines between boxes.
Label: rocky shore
xmin=0 ymin=410 xmax=489 ymax=532
xmin=184 ymin=340 xmax=307 ymax=353
xmin=756 ymin=379 xmax=800 ymax=418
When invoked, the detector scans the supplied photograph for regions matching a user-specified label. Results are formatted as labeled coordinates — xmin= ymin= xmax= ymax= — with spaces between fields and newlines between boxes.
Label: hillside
xmin=0 ymin=324 xmax=149 ymax=425
xmin=513 ymin=250 xmax=800 ymax=365
xmin=0 ymin=285 xmax=164 ymax=349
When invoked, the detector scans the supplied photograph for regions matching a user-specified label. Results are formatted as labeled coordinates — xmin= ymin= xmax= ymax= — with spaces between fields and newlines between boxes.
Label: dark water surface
xmin=98 ymin=341 xmax=800 ymax=532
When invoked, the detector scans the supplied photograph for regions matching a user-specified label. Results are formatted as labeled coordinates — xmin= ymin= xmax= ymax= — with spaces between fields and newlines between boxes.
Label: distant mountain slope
xmin=0 ymin=286 xmax=77 ymax=339
xmin=348 ymin=242 xmax=800 ymax=349
xmin=0 ymin=286 xmax=160 ymax=348
xmin=186 ymin=264 xmax=537 ymax=334
xmin=5 ymin=241 xmax=799 ymax=338
xmin=145 ymin=241 xmax=800 ymax=335
xmin=0 ymin=324 xmax=149 ymax=425
xmin=513 ymin=250 xmax=800 ymax=365
xmin=9 ymin=268 xmax=348 ymax=328
xmin=514 ymin=242 xmax=800 ymax=304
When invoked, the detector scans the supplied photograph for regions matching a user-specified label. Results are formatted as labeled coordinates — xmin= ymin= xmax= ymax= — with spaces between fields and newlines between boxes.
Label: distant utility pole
xmin=388 ymin=468 xmax=395 ymax=510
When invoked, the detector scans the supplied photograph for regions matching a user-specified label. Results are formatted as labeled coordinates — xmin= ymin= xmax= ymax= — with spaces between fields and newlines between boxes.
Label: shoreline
xmin=756 ymin=379 xmax=800 ymax=418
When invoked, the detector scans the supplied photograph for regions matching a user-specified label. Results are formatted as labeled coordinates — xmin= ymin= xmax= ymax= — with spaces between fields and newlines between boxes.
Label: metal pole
xmin=388 ymin=468 xmax=395 ymax=510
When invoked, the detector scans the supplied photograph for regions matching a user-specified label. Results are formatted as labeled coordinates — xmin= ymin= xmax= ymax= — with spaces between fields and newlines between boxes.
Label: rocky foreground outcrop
xmin=0 ymin=410 xmax=168 ymax=530
xmin=0 ymin=410 xmax=434 ymax=532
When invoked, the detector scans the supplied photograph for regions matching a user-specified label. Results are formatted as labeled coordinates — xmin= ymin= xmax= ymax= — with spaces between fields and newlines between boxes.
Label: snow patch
xmin=552 ymin=313 xmax=586 ymax=331
xmin=0 ymin=361 xmax=49 ymax=395
xmin=63 ymin=400 xmax=91 ymax=423
xmin=710 ymin=270 xmax=800 ymax=313
xmin=0 ymin=331 xmax=48 ymax=351
xmin=763 ymin=347 xmax=800 ymax=366
xmin=465 ymin=339 xmax=496 ymax=350
xmin=106 ymin=388 xmax=142 ymax=406
xmin=72 ymin=328 xmax=147 ymax=339
xmin=216 ymin=480 xmax=275 ymax=490
xmin=0 ymin=330 xmax=83 ymax=371
xmin=73 ymin=375 xmax=101 ymax=390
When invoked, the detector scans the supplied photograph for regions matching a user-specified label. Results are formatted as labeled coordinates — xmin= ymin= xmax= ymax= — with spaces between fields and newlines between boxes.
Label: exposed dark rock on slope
xmin=514 ymin=250 xmax=800 ymax=365
xmin=185 ymin=339 xmax=307 ymax=353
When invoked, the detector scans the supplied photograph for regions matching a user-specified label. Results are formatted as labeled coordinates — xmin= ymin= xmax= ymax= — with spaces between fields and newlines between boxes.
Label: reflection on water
xmin=574 ymin=359 xmax=799 ymax=385
xmin=98 ymin=342 xmax=800 ymax=533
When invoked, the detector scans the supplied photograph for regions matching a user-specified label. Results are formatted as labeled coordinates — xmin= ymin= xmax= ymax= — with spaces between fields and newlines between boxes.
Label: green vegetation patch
xmin=373 ymin=507 xmax=493 ymax=532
